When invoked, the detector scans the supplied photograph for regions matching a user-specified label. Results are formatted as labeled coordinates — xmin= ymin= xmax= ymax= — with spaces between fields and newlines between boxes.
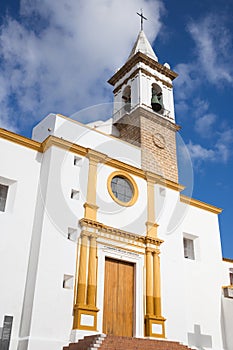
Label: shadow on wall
xmin=187 ymin=324 xmax=212 ymax=350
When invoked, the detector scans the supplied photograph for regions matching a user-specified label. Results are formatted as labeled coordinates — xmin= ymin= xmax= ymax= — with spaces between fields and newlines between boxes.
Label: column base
xmin=145 ymin=315 xmax=166 ymax=338
xmin=73 ymin=304 xmax=99 ymax=331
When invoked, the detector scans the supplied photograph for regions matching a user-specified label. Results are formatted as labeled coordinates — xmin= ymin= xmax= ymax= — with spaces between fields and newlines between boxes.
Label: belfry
xmin=0 ymin=15 xmax=233 ymax=350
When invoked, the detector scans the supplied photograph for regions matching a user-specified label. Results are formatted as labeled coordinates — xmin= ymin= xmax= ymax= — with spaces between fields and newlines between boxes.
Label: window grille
xmin=183 ymin=237 xmax=195 ymax=260
xmin=0 ymin=184 xmax=9 ymax=212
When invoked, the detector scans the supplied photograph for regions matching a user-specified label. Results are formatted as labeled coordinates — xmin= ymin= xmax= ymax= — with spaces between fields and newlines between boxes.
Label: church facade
xmin=0 ymin=30 xmax=233 ymax=350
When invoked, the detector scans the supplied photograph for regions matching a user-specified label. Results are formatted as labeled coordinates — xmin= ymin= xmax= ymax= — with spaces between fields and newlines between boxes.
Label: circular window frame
xmin=107 ymin=171 xmax=138 ymax=207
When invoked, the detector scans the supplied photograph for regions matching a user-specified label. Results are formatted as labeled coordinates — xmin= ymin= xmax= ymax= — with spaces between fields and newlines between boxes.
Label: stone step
xmin=64 ymin=334 xmax=193 ymax=350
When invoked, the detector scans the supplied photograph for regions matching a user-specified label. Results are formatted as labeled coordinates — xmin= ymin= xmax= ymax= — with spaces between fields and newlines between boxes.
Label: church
xmin=0 ymin=26 xmax=233 ymax=350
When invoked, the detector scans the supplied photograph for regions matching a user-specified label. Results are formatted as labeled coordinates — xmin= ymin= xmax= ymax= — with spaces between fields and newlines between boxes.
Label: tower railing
xmin=112 ymin=104 xmax=173 ymax=124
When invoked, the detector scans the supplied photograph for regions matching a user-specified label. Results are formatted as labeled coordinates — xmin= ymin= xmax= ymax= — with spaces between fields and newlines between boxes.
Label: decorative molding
xmin=180 ymin=194 xmax=222 ymax=214
xmin=79 ymin=218 xmax=163 ymax=248
xmin=113 ymin=67 xmax=173 ymax=94
xmin=41 ymin=136 xmax=87 ymax=155
xmin=86 ymin=148 xmax=108 ymax=163
xmin=0 ymin=128 xmax=185 ymax=192
xmin=108 ymin=51 xmax=178 ymax=86
xmin=0 ymin=128 xmax=41 ymax=151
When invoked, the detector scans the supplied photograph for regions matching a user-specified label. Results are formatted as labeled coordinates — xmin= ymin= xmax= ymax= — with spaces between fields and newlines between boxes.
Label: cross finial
xmin=137 ymin=9 xmax=147 ymax=31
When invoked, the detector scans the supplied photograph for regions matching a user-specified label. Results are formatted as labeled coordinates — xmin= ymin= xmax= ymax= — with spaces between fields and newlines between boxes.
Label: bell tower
xmin=108 ymin=30 xmax=179 ymax=183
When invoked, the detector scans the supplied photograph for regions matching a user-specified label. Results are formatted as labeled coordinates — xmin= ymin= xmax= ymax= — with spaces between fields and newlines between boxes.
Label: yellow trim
xmin=107 ymin=171 xmax=138 ymax=207
xmin=41 ymin=135 xmax=87 ymax=155
xmin=223 ymin=257 xmax=233 ymax=264
xmin=76 ymin=234 xmax=88 ymax=305
xmin=145 ymin=172 xmax=157 ymax=238
xmin=0 ymin=128 xmax=41 ymax=151
xmin=145 ymin=249 xmax=154 ymax=314
xmin=153 ymin=250 xmax=162 ymax=316
xmin=87 ymin=235 xmax=97 ymax=306
xmin=84 ymin=149 xmax=107 ymax=220
xmin=180 ymin=194 xmax=222 ymax=214
xmin=79 ymin=218 xmax=163 ymax=249
xmin=0 ymin=128 xmax=184 ymax=192
xmin=222 ymin=285 xmax=233 ymax=289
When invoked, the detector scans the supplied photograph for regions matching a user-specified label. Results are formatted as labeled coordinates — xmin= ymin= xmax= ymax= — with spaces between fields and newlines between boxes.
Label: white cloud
xmin=187 ymin=127 xmax=233 ymax=165
xmin=195 ymin=113 xmax=217 ymax=137
xmin=187 ymin=141 xmax=216 ymax=162
xmin=0 ymin=0 xmax=164 ymax=133
xmin=173 ymin=63 xmax=199 ymax=101
xmin=174 ymin=14 xmax=233 ymax=115
xmin=188 ymin=14 xmax=233 ymax=85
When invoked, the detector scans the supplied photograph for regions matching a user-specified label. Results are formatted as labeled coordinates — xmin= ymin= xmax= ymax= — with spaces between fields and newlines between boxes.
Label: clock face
xmin=153 ymin=133 xmax=166 ymax=149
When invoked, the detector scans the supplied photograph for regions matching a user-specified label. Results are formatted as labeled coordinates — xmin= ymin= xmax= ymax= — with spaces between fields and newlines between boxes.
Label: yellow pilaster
xmin=73 ymin=150 xmax=107 ymax=331
xmin=87 ymin=235 xmax=97 ymax=306
xmin=84 ymin=149 xmax=107 ymax=221
xmin=144 ymin=172 xmax=166 ymax=338
xmin=145 ymin=172 xmax=158 ymax=238
xmin=153 ymin=249 xmax=162 ymax=316
xmin=146 ymin=248 xmax=154 ymax=315
xmin=76 ymin=234 xmax=88 ymax=305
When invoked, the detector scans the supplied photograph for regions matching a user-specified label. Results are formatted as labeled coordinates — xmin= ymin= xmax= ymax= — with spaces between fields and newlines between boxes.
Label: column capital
xmin=145 ymin=171 xmax=161 ymax=184
xmin=86 ymin=149 xmax=108 ymax=164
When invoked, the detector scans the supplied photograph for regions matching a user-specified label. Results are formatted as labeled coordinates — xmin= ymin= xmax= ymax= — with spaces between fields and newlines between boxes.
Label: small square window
xmin=230 ymin=269 xmax=233 ymax=285
xmin=183 ymin=237 xmax=195 ymax=260
xmin=63 ymin=274 xmax=74 ymax=289
xmin=71 ymin=189 xmax=80 ymax=200
xmin=159 ymin=187 xmax=166 ymax=197
xmin=67 ymin=227 xmax=78 ymax=242
xmin=0 ymin=184 xmax=9 ymax=212
xmin=74 ymin=156 xmax=82 ymax=166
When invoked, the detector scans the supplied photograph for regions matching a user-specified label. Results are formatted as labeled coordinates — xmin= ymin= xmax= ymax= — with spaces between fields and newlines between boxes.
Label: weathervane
xmin=137 ymin=9 xmax=147 ymax=31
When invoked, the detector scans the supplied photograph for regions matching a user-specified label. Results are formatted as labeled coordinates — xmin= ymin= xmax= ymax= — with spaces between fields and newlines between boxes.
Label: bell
xmin=151 ymin=95 xmax=163 ymax=112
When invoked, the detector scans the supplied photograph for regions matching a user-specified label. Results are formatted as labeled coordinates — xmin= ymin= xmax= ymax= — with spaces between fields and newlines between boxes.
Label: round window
xmin=107 ymin=171 xmax=138 ymax=206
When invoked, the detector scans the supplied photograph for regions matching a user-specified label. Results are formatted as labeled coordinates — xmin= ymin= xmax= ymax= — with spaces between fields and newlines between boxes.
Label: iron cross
xmin=137 ymin=9 xmax=147 ymax=31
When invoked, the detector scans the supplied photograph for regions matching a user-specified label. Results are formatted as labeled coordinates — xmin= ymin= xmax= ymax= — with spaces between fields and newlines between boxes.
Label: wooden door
xmin=103 ymin=258 xmax=134 ymax=336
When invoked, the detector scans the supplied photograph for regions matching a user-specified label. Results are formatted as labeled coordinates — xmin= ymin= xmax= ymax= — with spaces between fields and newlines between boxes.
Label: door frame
xmin=97 ymin=244 xmax=144 ymax=338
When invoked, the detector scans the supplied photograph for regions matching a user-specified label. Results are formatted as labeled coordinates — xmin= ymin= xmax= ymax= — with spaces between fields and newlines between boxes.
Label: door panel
xmin=103 ymin=258 xmax=134 ymax=336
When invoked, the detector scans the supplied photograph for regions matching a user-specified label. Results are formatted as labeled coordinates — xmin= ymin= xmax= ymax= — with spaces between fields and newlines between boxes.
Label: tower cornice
xmin=108 ymin=51 xmax=178 ymax=86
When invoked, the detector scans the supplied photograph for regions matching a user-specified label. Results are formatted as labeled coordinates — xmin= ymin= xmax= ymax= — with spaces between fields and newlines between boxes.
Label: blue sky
xmin=0 ymin=0 xmax=232 ymax=258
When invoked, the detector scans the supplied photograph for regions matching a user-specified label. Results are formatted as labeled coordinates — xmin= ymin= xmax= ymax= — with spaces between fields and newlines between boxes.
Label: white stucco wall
xmin=32 ymin=114 xmax=141 ymax=169
xmin=0 ymin=138 xmax=41 ymax=350
xmin=159 ymin=193 xmax=225 ymax=349
xmin=1 ymin=124 xmax=232 ymax=350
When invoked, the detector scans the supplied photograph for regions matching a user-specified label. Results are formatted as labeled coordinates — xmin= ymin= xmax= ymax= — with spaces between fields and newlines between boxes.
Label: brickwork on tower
xmin=114 ymin=107 xmax=179 ymax=183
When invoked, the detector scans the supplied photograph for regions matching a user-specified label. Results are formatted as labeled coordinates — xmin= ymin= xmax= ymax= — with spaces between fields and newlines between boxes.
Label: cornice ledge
xmin=79 ymin=218 xmax=145 ymax=243
xmin=41 ymin=135 xmax=87 ymax=155
xmin=0 ymin=128 xmax=41 ymax=151
xmin=86 ymin=148 xmax=108 ymax=163
xmin=108 ymin=51 xmax=178 ymax=86
xmin=144 ymin=173 xmax=185 ymax=191
xmin=223 ymin=257 xmax=233 ymax=264
xmin=145 ymin=236 xmax=164 ymax=246
xmin=133 ymin=106 xmax=181 ymax=131
xmin=180 ymin=194 xmax=223 ymax=214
